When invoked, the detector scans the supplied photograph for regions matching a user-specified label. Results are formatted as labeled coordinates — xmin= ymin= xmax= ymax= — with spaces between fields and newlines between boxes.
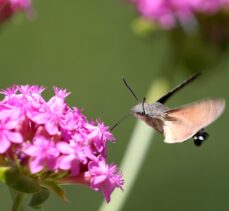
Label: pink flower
xmin=10 ymin=0 xmax=31 ymax=9
xmin=0 ymin=85 xmax=123 ymax=203
xmin=29 ymin=88 xmax=69 ymax=135
xmin=87 ymin=158 xmax=124 ymax=203
xmin=61 ymin=107 xmax=86 ymax=130
xmin=86 ymin=121 xmax=115 ymax=154
xmin=57 ymin=141 xmax=95 ymax=176
xmin=0 ymin=107 xmax=23 ymax=153
xmin=130 ymin=0 xmax=229 ymax=29
xmin=0 ymin=0 xmax=32 ymax=23
xmin=24 ymin=136 xmax=59 ymax=173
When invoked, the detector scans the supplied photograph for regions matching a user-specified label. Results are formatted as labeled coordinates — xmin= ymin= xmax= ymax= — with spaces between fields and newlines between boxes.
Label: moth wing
xmin=163 ymin=98 xmax=225 ymax=144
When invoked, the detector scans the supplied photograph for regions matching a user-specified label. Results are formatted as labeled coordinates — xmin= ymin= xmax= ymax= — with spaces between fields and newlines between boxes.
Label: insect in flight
xmin=111 ymin=73 xmax=225 ymax=146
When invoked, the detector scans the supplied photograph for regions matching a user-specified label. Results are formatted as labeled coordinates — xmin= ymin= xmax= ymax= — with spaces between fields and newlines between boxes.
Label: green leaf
xmin=42 ymin=181 xmax=68 ymax=202
xmin=5 ymin=167 xmax=41 ymax=193
xmin=29 ymin=188 xmax=50 ymax=208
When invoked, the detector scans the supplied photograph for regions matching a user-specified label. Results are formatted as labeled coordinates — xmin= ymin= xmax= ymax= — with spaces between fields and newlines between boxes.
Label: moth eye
xmin=137 ymin=112 xmax=145 ymax=116
xmin=137 ymin=112 xmax=144 ymax=116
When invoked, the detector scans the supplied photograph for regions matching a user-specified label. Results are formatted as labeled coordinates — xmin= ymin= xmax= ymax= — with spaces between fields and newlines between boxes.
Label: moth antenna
xmin=123 ymin=78 xmax=139 ymax=102
xmin=110 ymin=113 xmax=132 ymax=131
xmin=142 ymin=97 xmax=146 ymax=115
xmin=157 ymin=73 xmax=201 ymax=104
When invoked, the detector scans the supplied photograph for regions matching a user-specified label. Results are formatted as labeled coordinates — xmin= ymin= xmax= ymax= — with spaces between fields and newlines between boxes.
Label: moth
xmin=112 ymin=73 xmax=225 ymax=146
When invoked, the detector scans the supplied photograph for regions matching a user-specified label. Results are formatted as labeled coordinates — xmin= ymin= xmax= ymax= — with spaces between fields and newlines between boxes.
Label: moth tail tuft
xmin=193 ymin=129 xmax=209 ymax=147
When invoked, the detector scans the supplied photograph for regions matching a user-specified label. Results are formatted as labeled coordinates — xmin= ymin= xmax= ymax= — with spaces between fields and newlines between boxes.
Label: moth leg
xmin=193 ymin=129 xmax=209 ymax=146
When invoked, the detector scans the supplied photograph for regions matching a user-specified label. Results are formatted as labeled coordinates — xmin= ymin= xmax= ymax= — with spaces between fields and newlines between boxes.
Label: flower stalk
xmin=11 ymin=191 xmax=25 ymax=211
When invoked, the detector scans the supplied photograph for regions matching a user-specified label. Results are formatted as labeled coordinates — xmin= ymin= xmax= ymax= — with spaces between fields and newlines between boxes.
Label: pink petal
xmin=70 ymin=159 xmax=80 ymax=176
xmin=102 ymin=181 xmax=116 ymax=203
xmin=29 ymin=157 xmax=44 ymax=174
xmin=5 ymin=119 xmax=21 ymax=130
xmin=47 ymin=157 xmax=58 ymax=170
xmin=5 ymin=131 xmax=23 ymax=143
xmin=58 ymin=155 xmax=75 ymax=170
xmin=57 ymin=142 xmax=74 ymax=154
xmin=45 ymin=121 xmax=58 ymax=135
xmin=0 ymin=135 xmax=11 ymax=153
xmin=0 ymin=108 xmax=19 ymax=120
xmin=31 ymin=113 xmax=48 ymax=124
xmin=92 ymin=175 xmax=107 ymax=186
xmin=24 ymin=145 xmax=39 ymax=156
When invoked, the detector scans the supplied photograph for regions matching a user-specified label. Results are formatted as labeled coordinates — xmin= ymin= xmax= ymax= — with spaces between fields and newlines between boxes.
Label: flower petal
xmin=30 ymin=112 xmax=48 ymax=124
xmin=57 ymin=142 xmax=74 ymax=154
xmin=0 ymin=135 xmax=11 ymax=153
xmin=5 ymin=131 xmax=23 ymax=143
xmin=45 ymin=120 xmax=59 ymax=135
xmin=58 ymin=155 xmax=75 ymax=170
xmin=24 ymin=145 xmax=39 ymax=156
xmin=29 ymin=157 xmax=44 ymax=174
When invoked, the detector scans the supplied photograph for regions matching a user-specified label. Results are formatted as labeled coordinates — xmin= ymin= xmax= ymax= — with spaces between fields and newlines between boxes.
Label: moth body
xmin=132 ymin=98 xmax=225 ymax=144
xmin=114 ymin=74 xmax=225 ymax=145
xmin=131 ymin=102 xmax=169 ymax=133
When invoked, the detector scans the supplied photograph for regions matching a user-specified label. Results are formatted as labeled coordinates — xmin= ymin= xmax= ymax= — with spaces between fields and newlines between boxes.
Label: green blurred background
xmin=0 ymin=0 xmax=229 ymax=210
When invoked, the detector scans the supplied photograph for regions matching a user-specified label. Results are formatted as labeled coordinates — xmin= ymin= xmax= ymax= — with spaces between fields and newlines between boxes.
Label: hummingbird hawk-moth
xmin=112 ymin=73 xmax=225 ymax=146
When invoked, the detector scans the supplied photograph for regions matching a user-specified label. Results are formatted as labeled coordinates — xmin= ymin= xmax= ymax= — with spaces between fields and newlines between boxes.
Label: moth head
xmin=131 ymin=102 xmax=148 ymax=119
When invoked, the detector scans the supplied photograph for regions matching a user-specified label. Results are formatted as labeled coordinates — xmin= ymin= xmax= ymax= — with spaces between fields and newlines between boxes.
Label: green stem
xmin=10 ymin=191 xmax=25 ymax=211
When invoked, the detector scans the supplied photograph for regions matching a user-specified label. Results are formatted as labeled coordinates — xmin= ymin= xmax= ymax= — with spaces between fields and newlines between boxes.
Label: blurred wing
xmin=157 ymin=73 xmax=201 ymax=104
xmin=163 ymin=98 xmax=225 ymax=143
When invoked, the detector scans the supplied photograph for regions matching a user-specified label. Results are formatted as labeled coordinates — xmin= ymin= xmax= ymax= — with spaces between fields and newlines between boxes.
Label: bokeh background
xmin=0 ymin=0 xmax=229 ymax=210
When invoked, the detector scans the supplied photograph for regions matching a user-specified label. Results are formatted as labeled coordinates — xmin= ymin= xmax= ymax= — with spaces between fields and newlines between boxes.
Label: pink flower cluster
xmin=131 ymin=0 xmax=229 ymax=29
xmin=0 ymin=0 xmax=32 ymax=23
xmin=0 ymin=85 xmax=123 ymax=202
